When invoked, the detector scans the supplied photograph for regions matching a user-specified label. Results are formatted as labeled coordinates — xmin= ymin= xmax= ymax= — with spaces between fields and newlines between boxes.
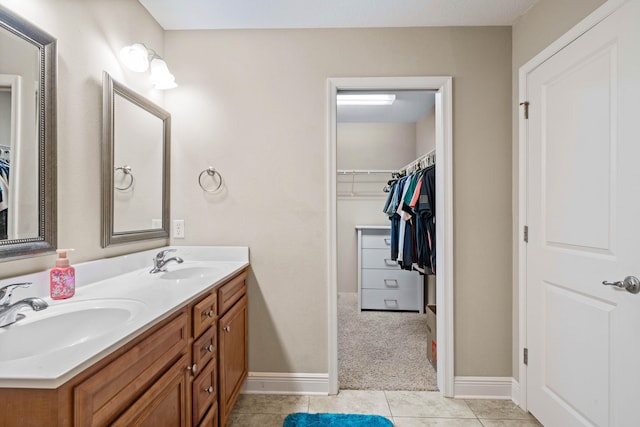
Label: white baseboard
xmin=511 ymin=378 xmax=521 ymax=405
xmin=242 ymin=372 xmax=329 ymax=395
xmin=453 ymin=376 xmax=514 ymax=399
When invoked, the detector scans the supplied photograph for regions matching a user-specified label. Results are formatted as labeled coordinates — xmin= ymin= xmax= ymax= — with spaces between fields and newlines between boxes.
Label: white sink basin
xmin=159 ymin=266 xmax=222 ymax=280
xmin=0 ymin=299 xmax=147 ymax=362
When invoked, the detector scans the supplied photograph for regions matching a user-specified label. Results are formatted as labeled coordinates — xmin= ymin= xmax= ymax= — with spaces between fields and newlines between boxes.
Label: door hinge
xmin=524 ymin=225 xmax=529 ymax=243
xmin=524 ymin=348 xmax=528 ymax=366
xmin=520 ymin=101 xmax=529 ymax=119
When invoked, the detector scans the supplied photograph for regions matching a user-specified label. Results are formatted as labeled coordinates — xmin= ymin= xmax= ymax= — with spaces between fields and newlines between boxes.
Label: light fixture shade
xmin=119 ymin=43 xmax=150 ymax=72
xmin=337 ymin=94 xmax=396 ymax=106
xmin=149 ymin=57 xmax=177 ymax=90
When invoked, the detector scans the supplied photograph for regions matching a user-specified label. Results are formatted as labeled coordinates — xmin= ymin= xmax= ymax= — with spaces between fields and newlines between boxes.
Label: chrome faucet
xmin=150 ymin=249 xmax=184 ymax=273
xmin=0 ymin=283 xmax=48 ymax=328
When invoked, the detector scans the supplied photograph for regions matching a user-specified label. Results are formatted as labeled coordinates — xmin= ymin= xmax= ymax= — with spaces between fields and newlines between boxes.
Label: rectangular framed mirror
xmin=102 ymin=72 xmax=170 ymax=247
xmin=0 ymin=5 xmax=57 ymax=262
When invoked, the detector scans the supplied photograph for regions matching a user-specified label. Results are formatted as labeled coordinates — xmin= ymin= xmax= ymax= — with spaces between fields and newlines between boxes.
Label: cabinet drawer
xmin=361 ymin=288 xmax=421 ymax=311
xmin=193 ymin=325 xmax=216 ymax=371
xmin=361 ymin=269 xmax=419 ymax=290
xmin=361 ymin=248 xmax=399 ymax=269
xmin=218 ymin=270 xmax=248 ymax=315
xmin=198 ymin=402 xmax=218 ymax=427
xmin=361 ymin=231 xmax=392 ymax=249
xmin=193 ymin=291 xmax=217 ymax=339
xmin=74 ymin=311 xmax=188 ymax=427
xmin=111 ymin=354 xmax=189 ymax=427
xmin=192 ymin=356 xmax=217 ymax=426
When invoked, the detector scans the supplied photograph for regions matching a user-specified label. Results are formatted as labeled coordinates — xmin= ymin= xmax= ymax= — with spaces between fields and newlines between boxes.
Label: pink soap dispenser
xmin=50 ymin=249 xmax=75 ymax=300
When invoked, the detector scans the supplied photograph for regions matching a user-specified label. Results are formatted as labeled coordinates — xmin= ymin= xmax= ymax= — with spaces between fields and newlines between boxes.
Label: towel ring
xmin=114 ymin=165 xmax=134 ymax=191
xmin=198 ymin=166 xmax=223 ymax=193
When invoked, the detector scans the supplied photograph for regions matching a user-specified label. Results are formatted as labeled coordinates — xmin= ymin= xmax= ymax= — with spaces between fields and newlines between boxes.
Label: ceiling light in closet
xmin=337 ymin=94 xmax=396 ymax=106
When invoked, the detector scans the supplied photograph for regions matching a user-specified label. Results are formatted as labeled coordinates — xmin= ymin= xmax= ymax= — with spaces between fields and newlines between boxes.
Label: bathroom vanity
xmin=0 ymin=246 xmax=249 ymax=427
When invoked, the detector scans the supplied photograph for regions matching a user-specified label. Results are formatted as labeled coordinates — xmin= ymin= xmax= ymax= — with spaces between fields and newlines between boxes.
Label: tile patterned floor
xmin=228 ymin=390 xmax=543 ymax=426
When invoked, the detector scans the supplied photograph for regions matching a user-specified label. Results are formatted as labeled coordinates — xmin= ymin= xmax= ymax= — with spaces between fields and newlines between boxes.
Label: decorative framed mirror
xmin=0 ymin=5 xmax=57 ymax=262
xmin=101 ymin=72 xmax=170 ymax=247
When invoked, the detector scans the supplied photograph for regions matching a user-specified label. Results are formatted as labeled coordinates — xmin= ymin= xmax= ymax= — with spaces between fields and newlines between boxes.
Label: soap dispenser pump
xmin=50 ymin=249 xmax=75 ymax=300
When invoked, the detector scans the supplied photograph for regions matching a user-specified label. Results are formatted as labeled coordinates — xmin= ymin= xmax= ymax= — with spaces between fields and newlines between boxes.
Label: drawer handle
xmin=204 ymin=344 xmax=214 ymax=353
xmin=384 ymin=279 xmax=399 ymax=288
xmin=384 ymin=299 xmax=398 ymax=307
xmin=384 ymin=259 xmax=397 ymax=266
xmin=204 ymin=310 xmax=214 ymax=318
xmin=187 ymin=363 xmax=198 ymax=375
xmin=204 ymin=386 xmax=214 ymax=394
xmin=384 ymin=238 xmax=391 ymax=245
xmin=223 ymin=326 xmax=231 ymax=333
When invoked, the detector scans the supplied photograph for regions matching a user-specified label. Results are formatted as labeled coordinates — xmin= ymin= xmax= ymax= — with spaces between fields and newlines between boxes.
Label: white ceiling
xmin=139 ymin=0 xmax=538 ymax=30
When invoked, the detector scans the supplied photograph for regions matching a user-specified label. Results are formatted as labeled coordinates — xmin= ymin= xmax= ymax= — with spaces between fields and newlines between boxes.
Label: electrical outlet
xmin=151 ymin=219 xmax=162 ymax=229
xmin=173 ymin=219 xmax=185 ymax=238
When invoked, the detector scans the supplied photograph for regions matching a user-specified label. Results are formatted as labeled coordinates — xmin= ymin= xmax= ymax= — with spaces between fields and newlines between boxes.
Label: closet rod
xmin=337 ymin=169 xmax=395 ymax=175
xmin=399 ymin=149 xmax=435 ymax=175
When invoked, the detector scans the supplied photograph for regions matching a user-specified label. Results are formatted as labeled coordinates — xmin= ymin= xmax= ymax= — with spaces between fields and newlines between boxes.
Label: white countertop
xmin=0 ymin=246 xmax=249 ymax=389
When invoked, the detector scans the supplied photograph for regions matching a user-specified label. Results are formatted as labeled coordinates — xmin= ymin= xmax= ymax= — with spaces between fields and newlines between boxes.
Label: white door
xmin=526 ymin=1 xmax=640 ymax=426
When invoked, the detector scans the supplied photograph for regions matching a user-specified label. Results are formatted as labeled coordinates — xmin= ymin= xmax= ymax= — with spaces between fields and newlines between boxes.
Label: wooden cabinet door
xmin=111 ymin=355 xmax=189 ymax=427
xmin=218 ymin=294 xmax=248 ymax=426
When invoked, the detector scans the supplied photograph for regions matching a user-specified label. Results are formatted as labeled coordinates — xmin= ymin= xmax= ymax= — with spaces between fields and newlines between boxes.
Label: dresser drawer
xmin=361 ymin=288 xmax=421 ymax=311
xmin=361 ymin=248 xmax=399 ymax=269
xmin=361 ymin=231 xmax=392 ymax=249
xmin=361 ymin=269 xmax=419 ymax=290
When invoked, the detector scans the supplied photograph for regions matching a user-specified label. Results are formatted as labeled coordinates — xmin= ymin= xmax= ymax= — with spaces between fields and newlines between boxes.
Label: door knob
xmin=602 ymin=276 xmax=640 ymax=294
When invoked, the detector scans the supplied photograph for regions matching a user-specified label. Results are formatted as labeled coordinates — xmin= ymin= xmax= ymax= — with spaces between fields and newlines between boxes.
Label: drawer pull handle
xmin=205 ymin=344 xmax=214 ymax=353
xmin=223 ymin=326 xmax=231 ymax=333
xmin=204 ymin=386 xmax=214 ymax=394
xmin=384 ymin=259 xmax=397 ymax=266
xmin=205 ymin=310 xmax=214 ymax=318
xmin=384 ymin=279 xmax=399 ymax=288
xmin=384 ymin=238 xmax=391 ymax=245
xmin=187 ymin=363 xmax=198 ymax=375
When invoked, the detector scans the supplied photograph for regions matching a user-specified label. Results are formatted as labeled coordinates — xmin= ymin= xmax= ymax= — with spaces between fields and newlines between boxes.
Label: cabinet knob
xmin=187 ymin=363 xmax=197 ymax=375
xmin=204 ymin=386 xmax=214 ymax=394
xmin=206 ymin=310 xmax=214 ymax=318
xmin=223 ymin=326 xmax=231 ymax=333
xmin=205 ymin=344 xmax=214 ymax=353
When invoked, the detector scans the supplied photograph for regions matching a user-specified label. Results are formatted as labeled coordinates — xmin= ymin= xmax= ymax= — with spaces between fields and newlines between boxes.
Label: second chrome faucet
xmin=150 ymin=249 xmax=184 ymax=274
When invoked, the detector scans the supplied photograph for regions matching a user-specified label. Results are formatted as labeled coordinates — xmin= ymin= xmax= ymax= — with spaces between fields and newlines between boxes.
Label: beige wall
xmin=165 ymin=26 xmax=513 ymax=376
xmin=337 ymin=122 xmax=416 ymax=294
xmin=511 ymin=0 xmax=607 ymax=379
xmin=0 ymin=0 xmax=167 ymax=279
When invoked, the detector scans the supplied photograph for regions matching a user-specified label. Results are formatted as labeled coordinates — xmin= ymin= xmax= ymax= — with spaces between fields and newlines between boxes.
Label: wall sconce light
xmin=119 ymin=43 xmax=177 ymax=90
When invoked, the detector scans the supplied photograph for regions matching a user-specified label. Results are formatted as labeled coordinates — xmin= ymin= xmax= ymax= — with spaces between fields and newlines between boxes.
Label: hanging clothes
xmin=416 ymin=165 xmax=436 ymax=273
xmin=383 ymin=159 xmax=436 ymax=275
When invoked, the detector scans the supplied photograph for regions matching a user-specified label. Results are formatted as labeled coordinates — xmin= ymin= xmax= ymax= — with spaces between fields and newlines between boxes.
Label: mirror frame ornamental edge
xmin=101 ymin=71 xmax=171 ymax=247
xmin=0 ymin=5 xmax=57 ymax=263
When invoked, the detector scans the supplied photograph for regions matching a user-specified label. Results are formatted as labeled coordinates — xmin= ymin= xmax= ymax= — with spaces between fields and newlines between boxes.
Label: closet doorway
xmin=327 ymin=77 xmax=454 ymax=396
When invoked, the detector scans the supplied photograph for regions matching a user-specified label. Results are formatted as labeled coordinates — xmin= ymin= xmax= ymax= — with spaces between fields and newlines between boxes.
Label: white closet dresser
xmin=357 ymin=225 xmax=423 ymax=313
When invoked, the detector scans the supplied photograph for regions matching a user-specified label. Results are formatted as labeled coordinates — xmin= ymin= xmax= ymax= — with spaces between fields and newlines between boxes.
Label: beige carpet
xmin=338 ymin=292 xmax=437 ymax=391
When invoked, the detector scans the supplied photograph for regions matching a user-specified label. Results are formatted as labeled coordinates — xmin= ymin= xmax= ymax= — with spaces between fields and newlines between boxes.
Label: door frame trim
xmin=327 ymin=76 xmax=454 ymax=396
xmin=517 ymin=0 xmax=627 ymax=410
